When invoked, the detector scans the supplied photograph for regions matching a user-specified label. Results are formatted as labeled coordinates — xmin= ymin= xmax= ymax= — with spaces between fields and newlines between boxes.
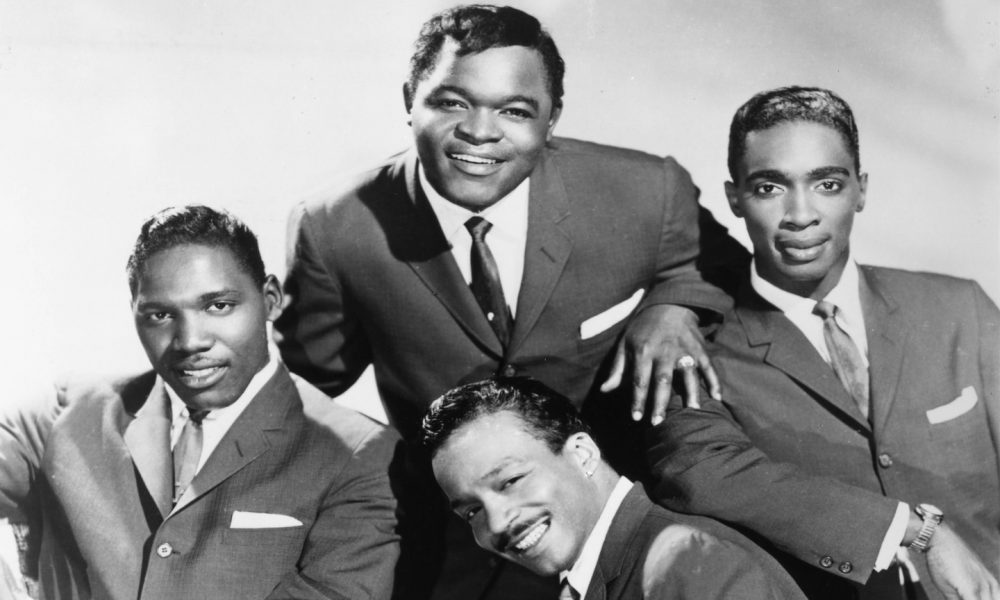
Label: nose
xmin=781 ymin=186 xmax=820 ymax=230
xmin=172 ymin=314 xmax=212 ymax=354
xmin=483 ymin=496 xmax=518 ymax=541
xmin=455 ymin=108 xmax=502 ymax=145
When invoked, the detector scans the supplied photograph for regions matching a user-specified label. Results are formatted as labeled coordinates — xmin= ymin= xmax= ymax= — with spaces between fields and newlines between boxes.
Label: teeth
xmin=513 ymin=521 xmax=549 ymax=552
xmin=450 ymin=153 xmax=498 ymax=165
xmin=182 ymin=367 xmax=220 ymax=377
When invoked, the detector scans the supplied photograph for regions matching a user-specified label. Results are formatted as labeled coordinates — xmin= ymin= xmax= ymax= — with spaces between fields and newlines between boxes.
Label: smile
xmin=174 ymin=365 xmax=227 ymax=388
xmin=511 ymin=518 xmax=550 ymax=553
xmin=448 ymin=153 xmax=500 ymax=165
xmin=777 ymin=238 xmax=826 ymax=262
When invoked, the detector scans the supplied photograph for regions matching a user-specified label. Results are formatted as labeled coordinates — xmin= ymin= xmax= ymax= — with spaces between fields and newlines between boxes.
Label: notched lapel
xmin=123 ymin=379 xmax=173 ymax=518
xmin=390 ymin=152 xmax=504 ymax=356
xmin=509 ymin=152 xmax=572 ymax=353
xmin=171 ymin=368 xmax=296 ymax=514
xmin=738 ymin=292 xmax=871 ymax=431
xmin=860 ymin=267 xmax=907 ymax=434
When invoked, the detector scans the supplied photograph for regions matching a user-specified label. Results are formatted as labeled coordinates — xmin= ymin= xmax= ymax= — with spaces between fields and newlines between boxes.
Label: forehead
xmin=741 ymin=121 xmax=854 ymax=176
xmin=418 ymin=40 xmax=550 ymax=98
xmin=135 ymin=244 xmax=257 ymax=301
xmin=433 ymin=412 xmax=556 ymax=484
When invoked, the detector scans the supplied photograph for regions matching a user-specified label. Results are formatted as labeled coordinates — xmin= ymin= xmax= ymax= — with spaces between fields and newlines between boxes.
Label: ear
xmin=725 ymin=181 xmax=743 ymax=218
xmin=544 ymin=105 xmax=562 ymax=142
xmin=262 ymin=275 xmax=283 ymax=321
xmin=856 ymin=172 xmax=868 ymax=212
xmin=402 ymin=83 xmax=413 ymax=114
xmin=561 ymin=432 xmax=601 ymax=476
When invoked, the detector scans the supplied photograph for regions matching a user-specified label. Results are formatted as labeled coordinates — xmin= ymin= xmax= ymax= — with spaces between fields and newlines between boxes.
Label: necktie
xmin=813 ymin=301 xmax=870 ymax=419
xmin=173 ymin=408 xmax=209 ymax=503
xmin=465 ymin=216 xmax=513 ymax=347
xmin=559 ymin=578 xmax=580 ymax=600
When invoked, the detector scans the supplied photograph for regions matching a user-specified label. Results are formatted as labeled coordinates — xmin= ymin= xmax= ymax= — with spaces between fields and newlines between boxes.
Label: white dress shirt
xmin=419 ymin=164 xmax=529 ymax=318
xmin=750 ymin=257 xmax=909 ymax=573
xmin=164 ymin=354 xmax=279 ymax=473
xmin=560 ymin=477 xmax=633 ymax=598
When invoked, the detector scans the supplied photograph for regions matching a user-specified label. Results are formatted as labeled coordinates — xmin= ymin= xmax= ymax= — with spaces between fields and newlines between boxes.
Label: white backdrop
xmin=1 ymin=0 xmax=998 ymax=395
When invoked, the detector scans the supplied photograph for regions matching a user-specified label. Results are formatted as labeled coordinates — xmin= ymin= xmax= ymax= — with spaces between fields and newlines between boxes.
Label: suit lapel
xmin=123 ymin=377 xmax=174 ymax=518
xmin=737 ymin=284 xmax=871 ymax=431
xmin=860 ymin=266 xmax=907 ymax=434
xmin=584 ymin=483 xmax=649 ymax=600
xmin=170 ymin=367 xmax=297 ymax=514
xmin=393 ymin=150 xmax=505 ymax=356
xmin=509 ymin=149 xmax=572 ymax=354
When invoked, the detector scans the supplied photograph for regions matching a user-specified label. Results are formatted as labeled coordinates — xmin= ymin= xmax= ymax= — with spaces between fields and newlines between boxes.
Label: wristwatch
xmin=908 ymin=503 xmax=944 ymax=553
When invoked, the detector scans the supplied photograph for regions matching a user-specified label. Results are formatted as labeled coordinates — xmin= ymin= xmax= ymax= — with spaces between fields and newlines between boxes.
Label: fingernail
xmin=651 ymin=415 xmax=664 ymax=426
xmin=712 ymin=392 xmax=722 ymax=401
xmin=632 ymin=411 xmax=643 ymax=421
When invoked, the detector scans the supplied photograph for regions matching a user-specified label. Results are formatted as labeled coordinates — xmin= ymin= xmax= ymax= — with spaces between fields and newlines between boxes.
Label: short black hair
xmin=126 ymin=205 xmax=266 ymax=297
xmin=422 ymin=378 xmax=590 ymax=457
xmin=404 ymin=4 xmax=565 ymax=110
xmin=728 ymin=86 xmax=861 ymax=180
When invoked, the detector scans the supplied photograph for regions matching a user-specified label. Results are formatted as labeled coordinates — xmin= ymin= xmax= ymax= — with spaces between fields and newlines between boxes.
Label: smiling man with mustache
xmin=423 ymin=378 xmax=805 ymax=600
xmin=648 ymin=87 xmax=1000 ymax=600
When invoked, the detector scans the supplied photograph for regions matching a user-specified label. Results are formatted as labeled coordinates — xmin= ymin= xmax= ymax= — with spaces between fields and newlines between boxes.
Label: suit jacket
xmin=648 ymin=266 xmax=1000 ymax=600
xmin=584 ymin=483 xmax=804 ymax=600
xmin=0 ymin=366 xmax=401 ymax=600
xmin=275 ymin=138 xmax=746 ymax=600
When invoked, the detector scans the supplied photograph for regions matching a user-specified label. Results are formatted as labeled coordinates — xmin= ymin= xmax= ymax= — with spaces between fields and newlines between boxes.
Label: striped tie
xmin=813 ymin=301 xmax=870 ymax=419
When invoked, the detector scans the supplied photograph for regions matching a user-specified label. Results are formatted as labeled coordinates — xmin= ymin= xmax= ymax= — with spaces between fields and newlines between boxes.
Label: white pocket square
xmin=580 ymin=289 xmax=646 ymax=340
xmin=926 ymin=386 xmax=978 ymax=425
xmin=230 ymin=511 xmax=303 ymax=529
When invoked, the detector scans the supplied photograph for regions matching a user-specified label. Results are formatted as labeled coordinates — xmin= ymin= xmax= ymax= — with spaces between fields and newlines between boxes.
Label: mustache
xmin=496 ymin=518 xmax=539 ymax=553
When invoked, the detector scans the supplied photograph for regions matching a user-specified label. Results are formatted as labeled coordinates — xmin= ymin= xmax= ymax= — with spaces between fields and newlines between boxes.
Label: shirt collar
xmin=418 ymin=162 xmax=530 ymax=245
xmin=561 ymin=477 xmax=634 ymax=598
xmin=750 ymin=253 xmax=860 ymax=316
xmin=163 ymin=353 xmax=279 ymax=423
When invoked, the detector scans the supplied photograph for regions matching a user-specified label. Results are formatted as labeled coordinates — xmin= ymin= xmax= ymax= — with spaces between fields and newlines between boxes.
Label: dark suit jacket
xmin=276 ymin=138 xmax=746 ymax=599
xmin=585 ymin=483 xmax=804 ymax=600
xmin=648 ymin=266 xmax=1000 ymax=600
xmin=0 ymin=366 xmax=401 ymax=600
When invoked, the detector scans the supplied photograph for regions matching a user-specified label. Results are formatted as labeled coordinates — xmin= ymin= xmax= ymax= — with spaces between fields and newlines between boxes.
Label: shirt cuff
xmin=874 ymin=502 xmax=910 ymax=571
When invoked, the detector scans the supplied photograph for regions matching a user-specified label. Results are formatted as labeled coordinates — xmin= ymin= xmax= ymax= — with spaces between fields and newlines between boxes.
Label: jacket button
xmin=502 ymin=364 xmax=517 ymax=378
xmin=839 ymin=561 xmax=853 ymax=574
xmin=156 ymin=543 xmax=173 ymax=558
xmin=878 ymin=453 xmax=893 ymax=468
xmin=819 ymin=556 xmax=834 ymax=568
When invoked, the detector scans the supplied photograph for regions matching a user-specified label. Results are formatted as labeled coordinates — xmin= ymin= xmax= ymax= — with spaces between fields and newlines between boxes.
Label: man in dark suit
xmin=276 ymin=6 xmax=744 ymax=597
xmin=648 ymin=87 xmax=1000 ymax=600
xmin=422 ymin=378 xmax=806 ymax=600
xmin=0 ymin=206 xmax=400 ymax=599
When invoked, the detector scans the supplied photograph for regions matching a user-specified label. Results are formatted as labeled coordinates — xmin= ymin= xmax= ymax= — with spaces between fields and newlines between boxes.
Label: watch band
xmin=909 ymin=503 xmax=944 ymax=553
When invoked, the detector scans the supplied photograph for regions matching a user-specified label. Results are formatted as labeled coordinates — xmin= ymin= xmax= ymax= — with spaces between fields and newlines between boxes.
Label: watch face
xmin=917 ymin=504 xmax=944 ymax=519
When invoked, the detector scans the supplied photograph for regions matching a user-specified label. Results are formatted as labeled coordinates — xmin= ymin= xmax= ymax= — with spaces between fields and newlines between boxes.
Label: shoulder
xmin=57 ymin=371 xmax=157 ymax=413
xmin=292 ymin=374 xmax=400 ymax=456
xmin=545 ymin=137 xmax=688 ymax=176
xmin=862 ymin=264 xmax=993 ymax=317
xmin=861 ymin=264 xmax=979 ymax=296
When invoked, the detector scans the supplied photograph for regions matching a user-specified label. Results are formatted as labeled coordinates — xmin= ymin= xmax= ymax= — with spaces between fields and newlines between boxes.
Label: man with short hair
xmin=277 ymin=6 xmax=745 ymax=597
xmin=649 ymin=87 xmax=1000 ymax=600
xmin=423 ymin=378 xmax=806 ymax=600
xmin=0 ymin=206 xmax=400 ymax=599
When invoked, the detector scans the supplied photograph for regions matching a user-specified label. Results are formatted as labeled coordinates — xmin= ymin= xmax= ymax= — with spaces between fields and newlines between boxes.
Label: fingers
xmin=649 ymin=365 xmax=674 ymax=426
xmin=600 ymin=342 xmax=626 ymax=393
xmin=630 ymin=351 xmax=655 ymax=421
xmin=700 ymin=355 xmax=722 ymax=401
xmin=682 ymin=360 xmax=701 ymax=410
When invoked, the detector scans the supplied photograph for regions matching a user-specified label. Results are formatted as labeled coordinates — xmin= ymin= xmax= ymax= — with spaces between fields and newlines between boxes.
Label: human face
xmin=726 ymin=121 xmax=867 ymax=299
xmin=407 ymin=40 xmax=561 ymax=211
xmin=432 ymin=411 xmax=603 ymax=576
xmin=132 ymin=244 xmax=281 ymax=411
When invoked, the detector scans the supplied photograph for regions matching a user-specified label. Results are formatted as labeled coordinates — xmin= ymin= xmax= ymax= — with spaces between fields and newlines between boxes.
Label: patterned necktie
xmin=559 ymin=578 xmax=580 ymax=600
xmin=465 ymin=216 xmax=513 ymax=347
xmin=173 ymin=408 xmax=210 ymax=503
xmin=813 ymin=301 xmax=870 ymax=419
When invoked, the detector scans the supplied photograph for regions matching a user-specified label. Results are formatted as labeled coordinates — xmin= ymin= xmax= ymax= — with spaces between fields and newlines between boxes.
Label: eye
xmin=145 ymin=311 xmax=171 ymax=323
xmin=753 ymin=182 xmax=782 ymax=197
xmin=501 ymin=475 xmax=523 ymax=490
xmin=207 ymin=302 xmax=235 ymax=314
xmin=433 ymin=98 xmax=467 ymax=111
xmin=462 ymin=506 xmax=481 ymax=522
xmin=816 ymin=180 xmax=843 ymax=193
xmin=500 ymin=108 xmax=533 ymax=120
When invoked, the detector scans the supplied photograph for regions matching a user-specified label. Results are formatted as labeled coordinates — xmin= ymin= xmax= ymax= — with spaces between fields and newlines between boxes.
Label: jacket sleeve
xmin=646 ymin=396 xmax=898 ymax=585
xmin=974 ymin=282 xmax=1000 ymax=488
xmin=638 ymin=157 xmax=748 ymax=319
xmin=0 ymin=382 xmax=63 ymax=521
xmin=267 ymin=424 xmax=401 ymax=600
xmin=275 ymin=202 xmax=373 ymax=397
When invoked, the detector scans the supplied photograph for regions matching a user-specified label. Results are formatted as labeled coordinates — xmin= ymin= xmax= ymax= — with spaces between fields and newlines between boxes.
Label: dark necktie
xmin=813 ymin=301 xmax=870 ymax=419
xmin=559 ymin=578 xmax=580 ymax=600
xmin=465 ymin=216 xmax=513 ymax=347
xmin=173 ymin=408 xmax=210 ymax=504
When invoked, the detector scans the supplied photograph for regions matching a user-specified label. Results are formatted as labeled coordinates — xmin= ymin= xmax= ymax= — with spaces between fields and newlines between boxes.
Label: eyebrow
xmin=446 ymin=457 xmax=522 ymax=510
xmin=134 ymin=289 xmax=242 ymax=312
xmin=430 ymin=85 xmax=540 ymax=111
xmin=744 ymin=165 xmax=851 ymax=183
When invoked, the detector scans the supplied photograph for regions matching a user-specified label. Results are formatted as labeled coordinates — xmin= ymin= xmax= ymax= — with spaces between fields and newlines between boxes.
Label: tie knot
xmin=187 ymin=409 xmax=210 ymax=425
xmin=813 ymin=300 xmax=838 ymax=320
xmin=465 ymin=216 xmax=492 ymax=240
